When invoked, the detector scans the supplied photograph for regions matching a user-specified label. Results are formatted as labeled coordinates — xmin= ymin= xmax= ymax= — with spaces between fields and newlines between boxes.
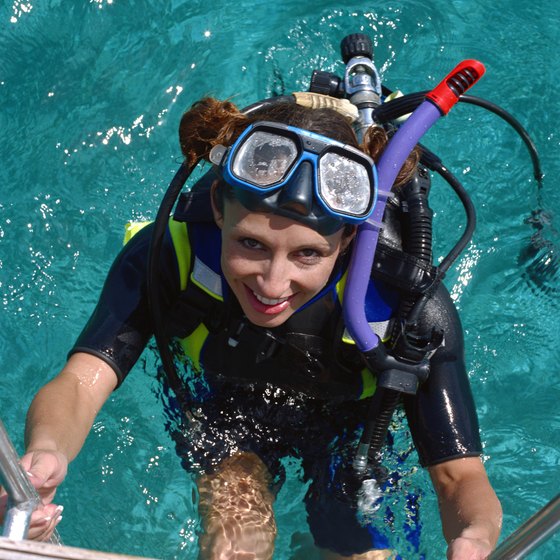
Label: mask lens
xmin=319 ymin=153 xmax=372 ymax=215
xmin=232 ymin=131 xmax=298 ymax=187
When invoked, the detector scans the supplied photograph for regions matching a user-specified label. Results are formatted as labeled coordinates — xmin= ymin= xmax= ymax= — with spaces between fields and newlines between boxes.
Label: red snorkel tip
xmin=426 ymin=59 xmax=486 ymax=115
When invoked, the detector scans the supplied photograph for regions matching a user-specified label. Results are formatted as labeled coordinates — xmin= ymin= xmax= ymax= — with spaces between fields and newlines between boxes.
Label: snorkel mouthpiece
xmin=426 ymin=60 xmax=486 ymax=115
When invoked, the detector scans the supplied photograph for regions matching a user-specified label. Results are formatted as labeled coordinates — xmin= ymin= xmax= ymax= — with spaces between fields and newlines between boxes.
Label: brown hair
xmin=178 ymin=97 xmax=419 ymax=189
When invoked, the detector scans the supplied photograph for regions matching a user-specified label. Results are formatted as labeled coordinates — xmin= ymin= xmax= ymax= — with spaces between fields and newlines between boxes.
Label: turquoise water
xmin=1 ymin=0 xmax=559 ymax=558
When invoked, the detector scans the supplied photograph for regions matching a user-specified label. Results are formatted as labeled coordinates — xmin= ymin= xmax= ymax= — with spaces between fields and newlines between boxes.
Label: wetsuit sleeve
xmin=69 ymin=223 xmax=180 ymax=387
xmin=402 ymin=284 xmax=483 ymax=467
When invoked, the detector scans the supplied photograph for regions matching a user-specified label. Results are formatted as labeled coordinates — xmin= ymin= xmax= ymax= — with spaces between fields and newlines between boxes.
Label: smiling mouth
xmin=243 ymin=285 xmax=295 ymax=315
xmin=252 ymin=292 xmax=290 ymax=306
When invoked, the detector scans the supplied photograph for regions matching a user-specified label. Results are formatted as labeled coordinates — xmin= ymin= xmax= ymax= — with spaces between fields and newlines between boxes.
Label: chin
xmin=246 ymin=313 xmax=291 ymax=329
xmin=243 ymin=307 xmax=295 ymax=328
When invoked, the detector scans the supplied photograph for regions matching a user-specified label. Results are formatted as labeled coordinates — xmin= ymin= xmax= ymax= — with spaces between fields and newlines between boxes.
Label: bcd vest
xmin=124 ymin=176 xmax=437 ymax=402
xmin=125 ymin=220 xmax=398 ymax=401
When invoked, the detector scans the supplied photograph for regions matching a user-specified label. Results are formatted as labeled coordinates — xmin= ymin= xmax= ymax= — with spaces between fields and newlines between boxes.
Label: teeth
xmin=253 ymin=292 xmax=289 ymax=306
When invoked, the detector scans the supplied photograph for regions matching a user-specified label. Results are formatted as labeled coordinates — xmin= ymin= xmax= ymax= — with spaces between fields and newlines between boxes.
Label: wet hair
xmin=178 ymin=97 xmax=419 ymax=189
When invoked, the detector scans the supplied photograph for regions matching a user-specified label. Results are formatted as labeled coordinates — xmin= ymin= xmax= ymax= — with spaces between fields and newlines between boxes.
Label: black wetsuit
xmin=70 ymin=217 xmax=482 ymax=554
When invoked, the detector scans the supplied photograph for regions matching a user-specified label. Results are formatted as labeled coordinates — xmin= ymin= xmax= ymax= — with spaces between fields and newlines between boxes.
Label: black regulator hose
xmin=401 ymin=148 xmax=477 ymax=329
xmin=411 ymin=145 xmax=478 ymax=274
xmin=147 ymin=161 xmax=198 ymax=399
xmin=355 ymin=387 xmax=402 ymax=476
xmin=419 ymin=146 xmax=477 ymax=277
xmin=389 ymin=170 xmax=434 ymax=359
xmin=402 ymin=173 xmax=433 ymax=263
xmin=459 ymin=95 xmax=544 ymax=183
xmin=372 ymin=92 xmax=543 ymax=184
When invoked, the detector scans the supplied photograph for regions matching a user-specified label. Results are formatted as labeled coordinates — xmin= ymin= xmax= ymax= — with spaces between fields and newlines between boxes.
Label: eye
xmin=298 ymin=248 xmax=320 ymax=258
xmin=240 ymin=237 xmax=263 ymax=250
xmin=294 ymin=247 xmax=323 ymax=265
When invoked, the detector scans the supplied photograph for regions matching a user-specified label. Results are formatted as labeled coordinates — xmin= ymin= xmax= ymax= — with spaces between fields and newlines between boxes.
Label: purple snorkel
xmin=344 ymin=59 xmax=486 ymax=352
xmin=344 ymin=59 xmax=486 ymax=475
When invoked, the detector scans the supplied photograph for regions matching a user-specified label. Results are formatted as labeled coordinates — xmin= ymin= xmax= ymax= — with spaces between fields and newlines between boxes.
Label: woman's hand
xmin=21 ymin=449 xmax=68 ymax=506
xmin=16 ymin=353 xmax=117 ymax=540
xmin=0 ymin=450 xmax=66 ymax=541
xmin=447 ymin=535 xmax=493 ymax=559
xmin=430 ymin=457 xmax=502 ymax=560
xmin=23 ymin=450 xmax=67 ymax=540
xmin=25 ymin=500 xmax=64 ymax=541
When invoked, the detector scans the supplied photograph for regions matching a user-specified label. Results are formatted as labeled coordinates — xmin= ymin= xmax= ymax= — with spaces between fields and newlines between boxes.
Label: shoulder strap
xmin=173 ymin=171 xmax=217 ymax=224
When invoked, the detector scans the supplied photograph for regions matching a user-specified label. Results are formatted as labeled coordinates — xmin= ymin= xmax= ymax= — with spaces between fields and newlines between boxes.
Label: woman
xmin=15 ymin=98 xmax=502 ymax=558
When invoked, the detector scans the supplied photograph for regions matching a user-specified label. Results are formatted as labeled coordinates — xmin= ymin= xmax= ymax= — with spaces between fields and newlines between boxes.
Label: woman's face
xmin=213 ymin=195 xmax=354 ymax=328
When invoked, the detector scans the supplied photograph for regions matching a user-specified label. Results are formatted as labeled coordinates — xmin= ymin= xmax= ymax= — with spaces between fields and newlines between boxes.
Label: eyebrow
xmin=231 ymin=224 xmax=335 ymax=252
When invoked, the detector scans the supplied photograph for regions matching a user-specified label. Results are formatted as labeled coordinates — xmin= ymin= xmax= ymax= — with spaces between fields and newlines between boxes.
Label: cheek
xmin=220 ymin=241 xmax=251 ymax=281
xmin=299 ymin=258 xmax=339 ymax=294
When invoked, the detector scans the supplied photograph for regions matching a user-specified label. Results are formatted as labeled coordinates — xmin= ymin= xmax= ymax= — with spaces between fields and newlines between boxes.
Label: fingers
xmin=27 ymin=503 xmax=64 ymax=541
xmin=25 ymin=472 xmax=57 ymax=505
xmin=20 ymin=451 xmax=68 ymax=503
xmin=22 ymin=451 xmax=67 ymax=487
xmin=16 ymin=451 xmax=66 ymax=540
xmin=21 ymin=454 xmax=53 ymax=488
xmin=0 ymin=451 xmax=68 ymax=540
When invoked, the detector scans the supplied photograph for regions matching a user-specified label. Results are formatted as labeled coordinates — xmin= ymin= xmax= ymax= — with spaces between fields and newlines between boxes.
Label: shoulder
xmin=116 ymin=220 xmax=184 ymax=291
xmin=116 ymin=220 xmax=154 ymax=271
xmin=419 ymin=284 xmax=463 ymax=347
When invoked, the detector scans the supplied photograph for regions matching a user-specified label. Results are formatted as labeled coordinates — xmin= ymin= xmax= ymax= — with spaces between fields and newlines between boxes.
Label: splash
xmin=356 ymin=477 xmax=384 ymax=525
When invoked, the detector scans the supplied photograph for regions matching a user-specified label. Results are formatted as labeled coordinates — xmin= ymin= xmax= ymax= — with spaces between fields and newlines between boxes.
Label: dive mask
xmin=209 ymin=121 xmax=378 ymax=234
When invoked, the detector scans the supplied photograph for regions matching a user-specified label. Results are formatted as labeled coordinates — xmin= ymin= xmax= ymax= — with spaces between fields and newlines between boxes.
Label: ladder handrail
xmin=0 ymin=536 xmax=159 ymax=559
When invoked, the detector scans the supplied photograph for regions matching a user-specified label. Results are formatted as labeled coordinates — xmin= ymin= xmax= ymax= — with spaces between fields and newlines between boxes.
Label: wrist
xmin=25 ymin=435 xmax=66 ymax=458
xmin=458 ymin=522 xmax=495 ymax=549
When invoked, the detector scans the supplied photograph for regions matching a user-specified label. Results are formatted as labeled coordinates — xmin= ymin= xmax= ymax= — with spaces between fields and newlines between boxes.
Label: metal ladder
xmin=2 ymin=416 xmax=558 ymax=557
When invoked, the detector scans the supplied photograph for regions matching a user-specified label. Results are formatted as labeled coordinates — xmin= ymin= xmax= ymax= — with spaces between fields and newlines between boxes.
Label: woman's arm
xmin=25 ymin=352 xmax=118 ymax=459
xmin=20 ymin=352 xmax=118 ymax=539
xmin=429 ymin=457 xmax=502 ymax=559
xmin=15 ymin=226 xmax=160 ymax=539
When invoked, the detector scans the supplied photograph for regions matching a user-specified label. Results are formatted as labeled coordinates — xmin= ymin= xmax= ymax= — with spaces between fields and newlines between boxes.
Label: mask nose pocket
xmin=277 ymin=161 xmax=314 ymax=217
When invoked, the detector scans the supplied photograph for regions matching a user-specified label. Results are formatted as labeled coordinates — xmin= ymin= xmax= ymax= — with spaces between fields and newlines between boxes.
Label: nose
xmin=255 ymin=253 xmax=292 ymax=297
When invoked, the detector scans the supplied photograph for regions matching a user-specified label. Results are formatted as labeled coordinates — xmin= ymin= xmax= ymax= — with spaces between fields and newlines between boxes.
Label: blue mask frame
xmin=209 ymin=121 xmax=378 ymax=234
